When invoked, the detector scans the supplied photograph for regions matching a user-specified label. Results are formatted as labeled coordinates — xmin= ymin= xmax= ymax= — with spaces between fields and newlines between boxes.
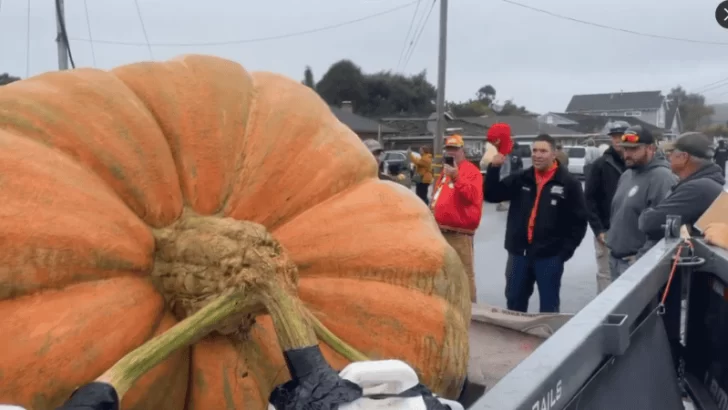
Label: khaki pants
xmin=594 ymin=237 xmax=611 ymax=294
xmin=442 ymin=231 xmax=477 ymax=303
xmin=609 ymin=254 xmax=636 ymax=281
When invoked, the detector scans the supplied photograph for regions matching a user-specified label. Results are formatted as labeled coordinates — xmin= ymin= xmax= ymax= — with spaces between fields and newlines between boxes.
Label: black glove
xmin=55 ymin=382 xmax=119 ymax=410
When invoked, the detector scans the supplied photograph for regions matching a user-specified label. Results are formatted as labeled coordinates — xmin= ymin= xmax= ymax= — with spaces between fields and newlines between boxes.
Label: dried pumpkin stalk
xmin=96 ymin=212 xmax=367 ymax=399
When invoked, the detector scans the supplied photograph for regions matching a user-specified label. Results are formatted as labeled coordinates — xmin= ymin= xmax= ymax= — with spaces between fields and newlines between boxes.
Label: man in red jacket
xmin=431 ymin=134 xmax=483 ymax=302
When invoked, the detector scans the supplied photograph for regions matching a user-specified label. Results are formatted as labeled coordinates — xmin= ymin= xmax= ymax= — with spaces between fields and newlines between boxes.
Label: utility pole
xmin=433 ymin=0 xmax=448 ymax=178
xmin=55 ymin=0 xmax=69 ymax=70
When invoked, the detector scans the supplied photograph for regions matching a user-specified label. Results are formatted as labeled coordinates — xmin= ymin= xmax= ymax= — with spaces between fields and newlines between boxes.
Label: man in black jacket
xmin=584 ymin=126 xmax=627 ymax=293
xmin=485 ymin=134 xmax=588 ymax=313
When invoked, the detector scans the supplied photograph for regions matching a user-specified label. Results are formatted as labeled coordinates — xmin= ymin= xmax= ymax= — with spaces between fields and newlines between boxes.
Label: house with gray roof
xmin=538 ymin=112 xmax=664 ymax=135
xmin=563 ymin=90 xmax=680 ymax=134
xmin=379 ymin=112 xmax=488 ymax=159
xmin=460 ymin=115 xmax=585 ymax=140
xmin=330 ymin=102 xmax=399 ymax=140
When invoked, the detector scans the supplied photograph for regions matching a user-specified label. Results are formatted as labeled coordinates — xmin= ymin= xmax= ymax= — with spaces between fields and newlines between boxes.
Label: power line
xmin=501 ymin=0 xmax=728 ymax=47
xmin=132 ymin=0 xmax=154 ymax=59
xmin=400 ymin=0 xmax=433 ymax=71
xmin=395 ymin=0 xmax=422 ymax=72
xmin=25 ymin=0 xmax=30 ymax=77
xmin=698 ymin=79 xmax=728 ymax=95
xmin=401 ymin=0 xmax=436 ymax=71
xmin=692 ymin=77 xmax=728 ymax=94
xmin=83 ymin=0 xmax=96 ymax=67
xmin=68 ymin=1 xmax=418 ymax=47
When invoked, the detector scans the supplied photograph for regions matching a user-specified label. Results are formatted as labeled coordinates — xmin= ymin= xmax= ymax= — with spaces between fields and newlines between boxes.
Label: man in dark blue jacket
xmin=485 ymin=134 xmax=588 ymax=313
xmin=584 ymin=126 xmax=627 ymax=293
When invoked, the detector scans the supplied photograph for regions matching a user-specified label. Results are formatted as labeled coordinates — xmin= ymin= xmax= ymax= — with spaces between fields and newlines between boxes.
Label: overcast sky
xmin=1 ymin=0 xmax=727 ymax=114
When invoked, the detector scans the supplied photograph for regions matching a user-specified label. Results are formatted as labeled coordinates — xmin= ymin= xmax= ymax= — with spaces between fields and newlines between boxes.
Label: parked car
xmin=513 ymin=142 xmax=532 ymax=170
xmin=563 ymin=146 xmax=586 ymax=177
xmin=381 ymin=150 xmax=412 ymax=176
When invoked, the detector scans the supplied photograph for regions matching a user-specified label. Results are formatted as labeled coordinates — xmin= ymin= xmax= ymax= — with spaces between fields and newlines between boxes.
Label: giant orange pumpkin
xmin=0 ymin=55 xmax=470 ymax=410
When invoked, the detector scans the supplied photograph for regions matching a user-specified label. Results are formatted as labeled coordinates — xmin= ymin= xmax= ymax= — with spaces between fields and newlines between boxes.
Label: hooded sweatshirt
xmin=639 ymin=162 xmax=726 ymax=239
xmin=606 ymin=155 xmax=677 ymax=258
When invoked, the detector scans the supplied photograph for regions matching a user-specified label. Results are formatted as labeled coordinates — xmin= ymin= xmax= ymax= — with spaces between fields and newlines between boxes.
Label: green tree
xmin=0 ymin=73 xmax=20 ymax=86
xmin=315 ymin=60 xmax=368 ymax=111
xmin=302 ymin=66 xmax=315 ymax=88
xmin=447 ymin=99 xmax=493 ymax=117
xmin=476 ymin=84 xmax=496 ymax=105
xmin=448 ymin=85 xmax=529 ymax=117
xmin=668 ymin=86 xmax=714 ymax=131
xmin=315 ymin=60 xmax=436 ymax=116
xmin=498 ymin=100 xmax=529 ymax=115
xmin=360 ymin=71 xmax=436 ymax=116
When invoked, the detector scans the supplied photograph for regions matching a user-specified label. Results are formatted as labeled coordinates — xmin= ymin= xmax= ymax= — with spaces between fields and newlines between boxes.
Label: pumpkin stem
xmin=307 ymin=311 xmax=368 ymax=362
xmin=261 ymin=281 xmax=318 ymax=351
xmin=95 ymin=280 xmax=318 ymax=399
xmin=95 ymin=289 xmax=254 ymax=397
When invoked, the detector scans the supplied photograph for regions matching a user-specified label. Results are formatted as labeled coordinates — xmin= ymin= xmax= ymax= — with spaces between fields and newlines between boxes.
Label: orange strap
xmin=527 ymin=164 xmax=557 ymax=244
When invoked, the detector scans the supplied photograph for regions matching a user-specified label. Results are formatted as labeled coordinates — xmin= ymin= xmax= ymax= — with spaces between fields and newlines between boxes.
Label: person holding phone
xmin=431 ymin=134 xmax=484 ymax=302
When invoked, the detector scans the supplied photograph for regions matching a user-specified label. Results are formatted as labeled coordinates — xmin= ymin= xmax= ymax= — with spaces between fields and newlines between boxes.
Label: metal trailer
xmin=467 ymin=215 xmax=728 ymax=410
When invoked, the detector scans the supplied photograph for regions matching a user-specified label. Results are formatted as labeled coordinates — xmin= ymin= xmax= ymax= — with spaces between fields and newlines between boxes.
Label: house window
xmin=546 ymin=115 xmax=554 ymax=124
xmin=600 ymin=113 xmax=608 ymax=116
xmin=624 ymin=111 xmax=642 ymax=117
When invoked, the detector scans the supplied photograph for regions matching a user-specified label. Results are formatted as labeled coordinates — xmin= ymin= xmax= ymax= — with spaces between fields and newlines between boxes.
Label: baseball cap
xmin=673 ymin=132 xmax=714 ymax=159
xmin=619 ymin=125 xmax=655 ymax=147
xmin=444 ymin=134 xmax=464 ymax=148
xmin=363 ymin=139 xmax=383 ymax=153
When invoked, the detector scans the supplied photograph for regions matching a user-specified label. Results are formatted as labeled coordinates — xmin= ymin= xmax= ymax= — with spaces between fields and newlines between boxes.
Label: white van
xmin=564 ymin=146 xmax=586 ymax=177
xmin=513 ymin=142 xmax=533 ymax=170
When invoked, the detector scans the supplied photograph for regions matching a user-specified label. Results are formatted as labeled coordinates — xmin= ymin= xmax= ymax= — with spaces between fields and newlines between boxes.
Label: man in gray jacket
xmin=606 ymin=126 xmax=678 ymax=279
xmin=639 ymin=132 xmax=725 ymax=239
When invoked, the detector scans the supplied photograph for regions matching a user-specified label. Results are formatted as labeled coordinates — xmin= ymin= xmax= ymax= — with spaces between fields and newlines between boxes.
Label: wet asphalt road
xmin=473 ymin=200 xmax=597 ymax=314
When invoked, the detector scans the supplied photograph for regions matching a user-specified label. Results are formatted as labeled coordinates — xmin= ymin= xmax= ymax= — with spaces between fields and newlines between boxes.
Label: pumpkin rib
xmin=111 ymin=56 xmax=254 ymax=216
xmin=222 ymin=71 xmax=378 ymax=230
xmin=0 ymin=276 xmax=165 ymax=409
xmin=0 ymin=129 xmax=155 ymax=300
xmin=273 ymin=178 xmax=469 ymax=309
xmin=0 ymin=68 xmax=183 ymax=228
xmin=298 ymin=277 xmax=469 ymax=398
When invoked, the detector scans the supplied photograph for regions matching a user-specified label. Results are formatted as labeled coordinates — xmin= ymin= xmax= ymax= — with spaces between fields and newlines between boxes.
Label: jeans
xmin=506 ymin=254 xmax=564 ymax=313
xmin=415 ymin=182 xmax=430 ymax=205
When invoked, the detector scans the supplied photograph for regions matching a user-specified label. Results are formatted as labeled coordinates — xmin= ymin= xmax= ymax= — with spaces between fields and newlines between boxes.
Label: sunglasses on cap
xmin=622 ymin=132 xmax=641 ymax=144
